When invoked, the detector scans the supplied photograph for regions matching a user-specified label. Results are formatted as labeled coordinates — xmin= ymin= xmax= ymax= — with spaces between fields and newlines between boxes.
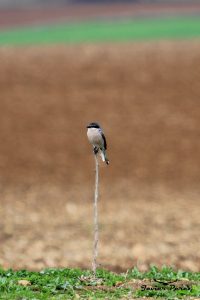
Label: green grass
xmin=0 ymin=16 xmax=200 ymax=46
xmin=0 ymin=266 xmax=199 ymax=299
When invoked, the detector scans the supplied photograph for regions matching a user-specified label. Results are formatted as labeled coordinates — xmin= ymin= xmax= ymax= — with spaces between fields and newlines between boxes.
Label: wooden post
xmin=92 ymin=154 xmax=99 ymax=275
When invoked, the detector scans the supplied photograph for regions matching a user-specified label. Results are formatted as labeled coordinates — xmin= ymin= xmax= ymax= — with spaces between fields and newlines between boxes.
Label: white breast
xmin=87 ymin=128 xmax=103 ymax=147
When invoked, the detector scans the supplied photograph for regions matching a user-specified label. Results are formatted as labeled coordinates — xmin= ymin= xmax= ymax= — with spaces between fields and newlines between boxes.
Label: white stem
xmin=92 ymin=154 xmax=99 ymax=275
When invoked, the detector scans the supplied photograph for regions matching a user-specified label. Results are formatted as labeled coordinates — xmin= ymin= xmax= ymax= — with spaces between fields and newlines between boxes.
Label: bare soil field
xmin=0 ymin=41 xmax=200 ymax=271
xmin=0 ymin=2 xmax=200 ymax=29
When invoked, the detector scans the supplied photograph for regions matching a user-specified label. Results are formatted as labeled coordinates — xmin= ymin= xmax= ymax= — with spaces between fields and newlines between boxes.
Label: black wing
xmin=101 ymin=133 xmax=107 ymax=150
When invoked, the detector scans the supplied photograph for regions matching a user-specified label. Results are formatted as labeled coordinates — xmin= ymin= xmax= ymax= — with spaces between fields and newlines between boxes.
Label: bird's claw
xmin=93 ymin=147 xmax=99 ymax=155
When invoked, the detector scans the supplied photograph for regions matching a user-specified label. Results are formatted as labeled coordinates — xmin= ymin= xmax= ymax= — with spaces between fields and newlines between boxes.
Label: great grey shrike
xmin=87 ymin=122 xmax=109 ymax=165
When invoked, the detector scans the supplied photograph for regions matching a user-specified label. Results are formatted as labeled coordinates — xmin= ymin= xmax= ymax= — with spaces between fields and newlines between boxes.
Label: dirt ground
xmin=0 ymin=40 xmax=200 ymax=272
xmin=1 ymin=2 xmax=200 ymax=29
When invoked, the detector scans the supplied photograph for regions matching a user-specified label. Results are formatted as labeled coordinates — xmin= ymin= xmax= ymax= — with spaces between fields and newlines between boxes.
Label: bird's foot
xmin=93 ymin=147 xmax=99 ymax=155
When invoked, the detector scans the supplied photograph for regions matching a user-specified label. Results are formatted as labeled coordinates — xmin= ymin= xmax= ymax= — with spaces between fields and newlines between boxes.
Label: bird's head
xmin=87 ymin=122 xmax=100 ymax=129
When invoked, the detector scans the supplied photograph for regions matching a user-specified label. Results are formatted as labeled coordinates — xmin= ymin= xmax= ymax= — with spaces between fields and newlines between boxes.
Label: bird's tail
xmin=100 ymin=149 xmax=109 ymax=165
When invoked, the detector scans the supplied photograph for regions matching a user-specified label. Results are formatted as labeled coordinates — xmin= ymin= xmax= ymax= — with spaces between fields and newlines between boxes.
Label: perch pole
xmin=92 ymin=154 xmax=99 ymax=275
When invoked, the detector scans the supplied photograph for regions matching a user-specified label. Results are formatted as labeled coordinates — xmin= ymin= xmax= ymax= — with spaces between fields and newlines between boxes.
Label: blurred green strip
xmin=0 ymin=16 xmax=200 ymax=45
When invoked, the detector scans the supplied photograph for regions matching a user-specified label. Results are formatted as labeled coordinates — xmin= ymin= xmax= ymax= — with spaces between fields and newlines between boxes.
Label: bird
xmin=87 ymin=122 xmax=109 ymax=165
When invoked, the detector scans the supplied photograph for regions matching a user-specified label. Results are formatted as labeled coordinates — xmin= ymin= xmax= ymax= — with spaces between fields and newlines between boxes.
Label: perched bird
xmin=87 ymin=122 xmax=109 ymax=165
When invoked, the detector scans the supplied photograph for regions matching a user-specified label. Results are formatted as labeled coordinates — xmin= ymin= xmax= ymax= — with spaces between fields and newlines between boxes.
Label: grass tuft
xmin=0 ymin=266 xmax=199 ymax=299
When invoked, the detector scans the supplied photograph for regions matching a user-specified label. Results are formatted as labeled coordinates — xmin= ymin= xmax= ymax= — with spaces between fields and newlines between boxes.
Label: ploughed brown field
xmin=0 ymin=40 xmax=200 ymax=271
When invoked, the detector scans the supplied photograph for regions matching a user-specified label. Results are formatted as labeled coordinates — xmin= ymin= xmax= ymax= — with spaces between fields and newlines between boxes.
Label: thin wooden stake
xmin=92 ymin=154 xmax=99 ymax=275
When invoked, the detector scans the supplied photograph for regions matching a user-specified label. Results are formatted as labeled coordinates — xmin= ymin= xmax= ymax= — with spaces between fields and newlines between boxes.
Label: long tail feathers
xmin=100 ymin=150 xmax=109 ymax=165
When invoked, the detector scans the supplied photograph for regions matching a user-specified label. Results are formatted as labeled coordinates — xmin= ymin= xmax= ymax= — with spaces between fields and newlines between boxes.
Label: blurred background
xmin=0 ymin=0 xmax=200 ymax=272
